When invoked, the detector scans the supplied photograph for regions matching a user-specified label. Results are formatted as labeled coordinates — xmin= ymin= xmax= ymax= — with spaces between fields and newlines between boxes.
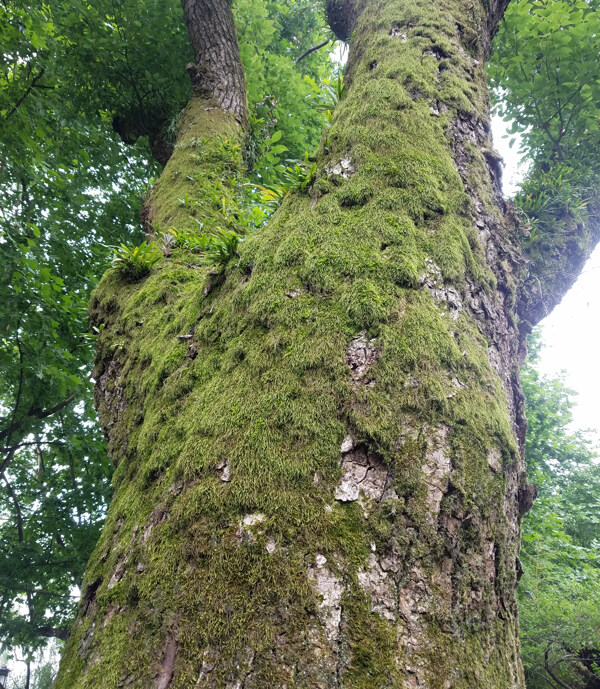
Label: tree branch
xmin=4 ymin=68 xmax=46 ymax=122
xmin=545 ymin=646 xmax=575 ymax=689
xmin=180 ymin=0 xmax=248 ymax=126
xmin=295 ymin=39 xmax=330 ymax=64
xmin=35 ymin=626 xmax=71 ymax=640
xmin=326 ymin=0 xmax=360 ymax=42
xmin=4 ymin=324 xmax=25 ymax=449
xmin=0 ymin=394 xmax=77 ymax=440
xmin=1 ymin=440 xmax=66 ymax=454
xmin=2 ymin=471 xmax=24 ymax=542
xmin=27 ymin=394 xmax=76 ymax=421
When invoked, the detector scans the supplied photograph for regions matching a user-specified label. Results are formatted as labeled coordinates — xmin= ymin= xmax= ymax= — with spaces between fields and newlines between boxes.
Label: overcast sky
xmin=493 ymin=119 xmax=600 ymax=442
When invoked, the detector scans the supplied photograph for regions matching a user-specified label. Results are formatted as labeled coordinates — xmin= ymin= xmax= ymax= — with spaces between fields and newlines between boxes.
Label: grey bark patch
xmin=487 ymin=448 xmax=502 ymax=473
xmin=357 ymin=552 xmax=397 ymax=621
xmin=237 ymin=513 xmax=266 ymax=543
xmin=142 ymin=508 xmax=169 ymax=545
xmin=346 ymin=332 xmax=380 ymax=384
xmin=216 ymin=459 xmax=231 ymax=482
xmin=421 ymin=426 xmax=452 ymax=519
xmin=335 ymin=444 xmax=391 ymax=504
xmin=420 ymin=258 xmax=463 ymax=319
xmin=395 ymin=424 xmax=452 ymax=519
xmin=307 ymin=554 xmax=343 ymax=644
xmin=390 ymin=25 xmax=408 ymax=41
xmin=156 ymin=632 xmax=177 ymax=689
xmin=340 ymin=434 xmax=355 ymax=454
xmin=195 ymin=649 xmax=218 ymax=686
xmin=325 ymin=156 xmax=356 ymax=179
xmin=107 ymin=558 xmax=127 ymax=590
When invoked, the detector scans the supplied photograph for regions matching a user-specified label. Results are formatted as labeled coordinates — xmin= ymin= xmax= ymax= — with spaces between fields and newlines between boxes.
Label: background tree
xmin=517 ymin=332 xmax=600 ymax=689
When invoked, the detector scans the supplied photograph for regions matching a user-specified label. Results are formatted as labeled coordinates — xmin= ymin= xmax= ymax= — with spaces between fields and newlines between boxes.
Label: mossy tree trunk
xmin=55 ymin=1 xmax=593 ymax=687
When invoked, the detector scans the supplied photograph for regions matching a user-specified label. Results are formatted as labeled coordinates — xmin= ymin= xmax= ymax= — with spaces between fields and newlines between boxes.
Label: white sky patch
xmin=492 ymin=115 xmax=600 ymax=441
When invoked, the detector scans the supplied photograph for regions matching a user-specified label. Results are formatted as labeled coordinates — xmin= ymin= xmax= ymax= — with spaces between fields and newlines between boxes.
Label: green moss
xmin=342 ymin=585 xmax=399 ymax=687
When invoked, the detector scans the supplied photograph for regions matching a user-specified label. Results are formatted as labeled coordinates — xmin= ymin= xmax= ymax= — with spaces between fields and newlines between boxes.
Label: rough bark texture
xmin=180 ymin=0 xmax=248 ymax=126
xmin=53 ymin=0 xmax=591 ymax=687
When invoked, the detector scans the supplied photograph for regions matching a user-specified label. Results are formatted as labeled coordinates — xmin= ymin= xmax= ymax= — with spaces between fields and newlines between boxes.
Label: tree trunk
xmin=54 ymin=1 xmax=588 ymax=687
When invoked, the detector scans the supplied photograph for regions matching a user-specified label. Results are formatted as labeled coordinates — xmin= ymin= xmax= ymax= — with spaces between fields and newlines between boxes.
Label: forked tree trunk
xmin=54 ymin=1 xmax=581 ymax=687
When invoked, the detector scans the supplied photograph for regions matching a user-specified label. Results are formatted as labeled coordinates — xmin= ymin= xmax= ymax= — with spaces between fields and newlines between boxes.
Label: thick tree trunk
xmin=54 ymin=0 xmax=567 ymax=687
xmin=180 ymin=0 xmax=248 ymax=127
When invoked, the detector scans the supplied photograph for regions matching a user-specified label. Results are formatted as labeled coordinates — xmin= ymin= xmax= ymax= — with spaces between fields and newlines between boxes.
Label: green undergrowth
xmin=56 ymin=1 xmax=524 ymax=687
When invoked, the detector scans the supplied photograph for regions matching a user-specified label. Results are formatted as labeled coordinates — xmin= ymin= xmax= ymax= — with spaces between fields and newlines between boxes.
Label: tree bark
xmin=181 ymin=0 xmax=248 ymax=127
xmin=54 ymin=0 xmax=597 ymax=687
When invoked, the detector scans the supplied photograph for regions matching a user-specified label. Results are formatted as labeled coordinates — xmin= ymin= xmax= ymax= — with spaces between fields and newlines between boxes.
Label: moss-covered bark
xmin=55 ymin=1 xmax=537 ymax=687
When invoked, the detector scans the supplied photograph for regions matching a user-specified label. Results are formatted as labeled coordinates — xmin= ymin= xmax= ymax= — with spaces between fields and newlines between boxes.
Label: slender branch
xmin=35 ymin=626 xmax=71 ymax=640
xmin=0 ymin=448 xmax=16 ymax=476
xmin=3 ymin=68 xmax=46 ymax=122
xmin=36 ymin=436 xmax=44 ymax=481
xmin=531 ymin=669 xmax=560 ymax=689
xmin=2 ymin=471 xmax=24 ymax=542
xmin=5 ymin=324 xmax=25 ymax=449
xmin=544 ymin=646 xmax=574 ymax=689
xmin=27 ymin=394 xmax=76 ymax=421
xmin=0 ymin=582 xmax=77 ymax=600
xmin=295 ymin=39 xmax=330 ymax=64
xmin=0 ymin=440 xmax=65 ymax=454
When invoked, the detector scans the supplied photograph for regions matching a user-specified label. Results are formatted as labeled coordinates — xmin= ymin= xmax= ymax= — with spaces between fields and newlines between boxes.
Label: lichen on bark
xmin=54 ymin=1 xmax=544 ymax=687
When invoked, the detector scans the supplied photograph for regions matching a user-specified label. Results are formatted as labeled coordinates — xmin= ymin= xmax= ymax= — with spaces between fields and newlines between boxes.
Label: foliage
xmin=111 ymin=242 xmax=162 ymax=280
xmin=489 ymin=0 xmax=600 ymax=263
xmin=237 ymin=0 xmax=333 ymax=180
xmin=514 ymin=164 xmax=590 ymax=249
xmin=315 ymin=73 xmax=346 ymax=121
xmin=518 ymin=330 xmax=600 ymax=689
xmin=489 ymin=0 xmax=600 ymax=166
xmin=253 ymin=152 xmax=318 ymax=205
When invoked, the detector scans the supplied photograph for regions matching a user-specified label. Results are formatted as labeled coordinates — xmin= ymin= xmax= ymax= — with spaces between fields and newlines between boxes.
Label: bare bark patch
xmin=216 ymin=459 xmax=231 ymax=482
xmin=421 ymin=425 xmax=451 ymax=518
xmin=237 ymin=513 xmax=266 ymax=543
xmin=107 ymin=558 xmax=127 ymax=590
xmin=325 ymin=156 xmax=356 ymax=179
xmin=195 ymin=649 xmax=218 ymax=686
xmin=357 ymin=551 xmax=397 ymax=621
xmin=390 ymin=24 xmax=409 ymax=41
xmin=420 ymin=258 xmax=463 ymax=319
xmin=346 ymin=332 xmax=380 ymax=384
xmin=156 ymin=631 xmax=178 ymax=689
xmin=142 ymin=508 xmax=169 ymax=545
xmin=335 ymin=442 xmax=391 ymax=504
xmin=487 ymin=448 xmax=502 ymax=473
xmin=307 ymin=554 xmax=343 ymax=645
